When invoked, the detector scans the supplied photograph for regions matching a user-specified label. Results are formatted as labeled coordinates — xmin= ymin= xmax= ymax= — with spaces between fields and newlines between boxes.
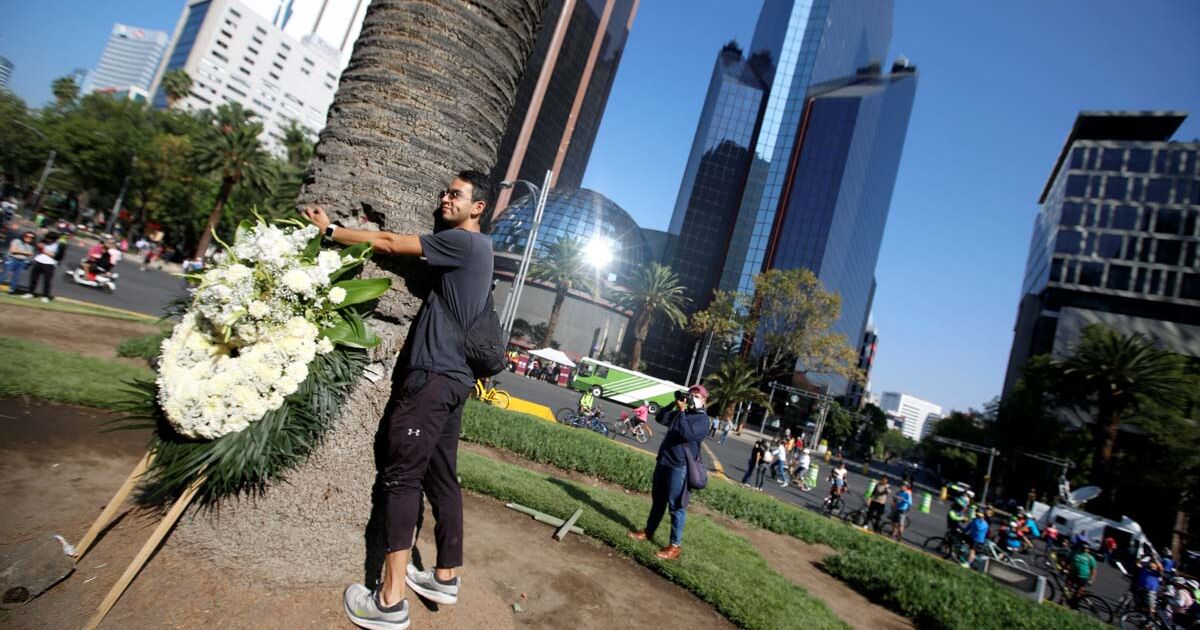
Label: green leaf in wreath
xmin=302 ymin=231 xmax=322 ymax=261
xmin=331 ymin=278 xmax=390 ymax=308
xmin=321 ymin=310 xmax=380 ymax=348
xmin=327 ymin=243 xmax=374 ymax=282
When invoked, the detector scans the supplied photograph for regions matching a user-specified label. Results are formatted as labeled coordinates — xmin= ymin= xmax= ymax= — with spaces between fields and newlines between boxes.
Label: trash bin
xmin=920 ymin=492 xmax=932 ymax=513
xmin=864 ymin=479 xmax=877 ymax=500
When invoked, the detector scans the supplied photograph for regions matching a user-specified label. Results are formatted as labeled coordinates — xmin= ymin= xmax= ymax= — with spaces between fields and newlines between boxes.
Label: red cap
xmin=688 ymin=384 xmax=708 ymax=399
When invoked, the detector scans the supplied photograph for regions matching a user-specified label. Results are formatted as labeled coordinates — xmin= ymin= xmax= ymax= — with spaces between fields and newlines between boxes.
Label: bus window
xmin=578 ymin=363 xmax=594 ymax=377
xmin=595 ymin=366 xmax=609 ymax=378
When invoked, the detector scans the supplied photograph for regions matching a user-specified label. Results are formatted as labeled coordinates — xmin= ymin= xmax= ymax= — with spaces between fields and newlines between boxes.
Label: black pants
xmin=380 ymin=370 xmax=471 ymax=568
xmin=26 ymin=261 xmax=54 ymax=298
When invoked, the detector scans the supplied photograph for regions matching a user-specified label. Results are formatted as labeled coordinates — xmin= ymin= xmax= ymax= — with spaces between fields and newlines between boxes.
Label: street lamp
xmin=497 ymin=169 xmax=553 ymax=342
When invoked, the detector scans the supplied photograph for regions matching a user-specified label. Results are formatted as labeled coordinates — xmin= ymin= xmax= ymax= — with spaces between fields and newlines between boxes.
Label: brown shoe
xmin=654 ymin=545 xmax=681 ymax=560
xmin=627 ymin=529 xmax=648 ymax=541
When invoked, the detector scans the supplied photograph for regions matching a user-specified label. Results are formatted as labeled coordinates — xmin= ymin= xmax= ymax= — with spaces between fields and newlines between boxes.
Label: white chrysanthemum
xmin=316 ymin=337 xmax=334 ymax=354
xmin=282 ymin=269 xmax=313 ymax=294
xmin=328 ymin=286 xmax=347 ymax=304
xmin=248 ymin=300 xmax=270 ymax=318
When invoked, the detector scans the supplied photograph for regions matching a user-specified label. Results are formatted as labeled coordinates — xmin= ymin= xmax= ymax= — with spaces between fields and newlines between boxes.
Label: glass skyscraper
xmin=643 ymin=0 xmax=917 ymax=396
xmin=491 ymin=0 xmax=637 ymax=211
xmin=1003 ymin=111 xmax=1200 ymax=394
xmin=83 ymin=23 xmax=170 ymax=97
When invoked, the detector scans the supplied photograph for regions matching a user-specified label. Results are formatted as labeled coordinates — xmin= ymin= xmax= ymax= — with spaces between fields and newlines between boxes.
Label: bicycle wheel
xmin=846 ymin=509 xmax=866 ymax=526
xmin=555 ymin=407 xmax=575 ymax=424
xmin=1118 ymin=612 xmax=1149 ymax=630
xmin=879 ymin=521 xmax=895 ymax=537
xmin=923 ymin=536 xmax=950 ymax=557
xmin=633 ymin=427 xmax=649 ymax=444
xmin=615 ymin=421 xmax=629 ymax=436
xmin=489 ymin=391 xmax=511 ymax=409
xmin=1075 ymin=593 xmax=1112 ymax=624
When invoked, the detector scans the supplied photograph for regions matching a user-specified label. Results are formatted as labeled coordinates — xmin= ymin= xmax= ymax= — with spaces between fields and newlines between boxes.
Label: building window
xmin=301 ymin=68 xmax=311 ymax=76
xmin=212 ymin=50 xmax=229 ymax=62
xmin=1181 ymin=273 xmax=1200 ymax=301
xmin=228 ymin=7 xmax=241 ymax=18
xmin=216 ymin=39 xmax=228 ymax=49
xmin=1066 ymin=175 xmax=1088 ymax=197
xmin=1098 ymin=234 xmax=1122 ymax=258
xmin=1069 ymin=147 xmax=1085 ymax=169
xmin=280 ymin=42 xmax=291 ymax=51
xmin=1165 ymin=271 xmax=1178 ymax=296
xmin=1124 ymin=237 xmax=1140 ymax=261
xmin=1155 ymin=209 xmax=1182 ymax=234
xmin=1112 ymin=205 xmax=1138 ymax=230
xmin=303 ymin=57 xmax=315 ymax=66
xmin=1055 ymin=229 xmax=1082 ymax=254
xmin=243 ymin=56 xmax=255 ymax=66
xmin=1134 ymin=268 xmax=1147 ymax=292
xmin=1100 ymin=148 xmax=1124 ymax=171
xmin=1050 ymin=258 xmax=1064 ymax=282
xmin=227 ymin=84 xmax=247 ymax=97
xmin=1186 ymin=242 xmax=1198 ymax=268
xmin=1127 ymin=149 xmax=1151 ymax=172
xmin=1060 ymin=202 xmax=1082 ymax=226
xmin=247 ymin=46 xmax=259 ymax=55
xmin=252 ymin=35 xmax=264 ymax=45
xmin=238 ymin=66 xmax=251 ymax=76
xmin=1130 ymin=177 xmax=1144 ymax=201
xmin=1106 ymin=265 xmax=1131 ymax=291
xmin=269 ymin=71 xmax=280 ymax=80
xmin=1078 ymin=262 xmax=1103 ymax=287
xmin=1103 ymin=176 xmax=1127 ymax=200
xmin=1155 ymin=239 xmax=1181 ymax=265
xmin=1149 ymin=269 xmax=1162 ymax=294
xmin=255 ymin=25 xmax=266 ymax=35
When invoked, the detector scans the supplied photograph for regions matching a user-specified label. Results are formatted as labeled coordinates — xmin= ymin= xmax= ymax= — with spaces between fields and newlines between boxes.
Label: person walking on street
xmin=2 ymin=231 xmax=35 ymax=294
xmin=305 ymin=171 xmax=496 ymax=630
xmin=718 ymin=418 xmax=732 ymax=445
xmin=628 ymin=385 xmax=711 ymax=560
xmin=741 ymin=439 xmax=765 ymax=488
xmin=21 ymin=232 xmax=60 ymax=302
xmin=890 ymin=481 xmax=913 ymax=541
xmin=771 ymin=439 xmax=790 ymax=488
xmin=791 ymin=448 xmax=811 ymax=490
xmin=709 ymin=414 xmax=720 ymax=438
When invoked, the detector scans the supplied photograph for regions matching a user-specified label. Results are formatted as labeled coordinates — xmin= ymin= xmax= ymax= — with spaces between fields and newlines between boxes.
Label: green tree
xmin=51 ymin=76 xmax=79 ymax=107
xmin=878 ymin=429 xmax=916 ymax=461
xmin=161 ymin=69 xmax=194 ymax=108
xmin=705 ymin=358 xmax=771 ymax=424
xmin=191 ymin=103 xmax=273 ymax=257
xmin=614 ymin=262 xmax=689 ymax=371
xmin=687 ymin=288 xmax=747 ymax=376
xmin=857 ymin=403 xmax=889 ymax=456
xmin=0 ymin=91 xmax=45 ymax=196
xmin=822 ymin=401 xmax=856 ymax=446
xmin=528 ymin=238 xmax=595 ymax=347
xmin=281 ymin=119 xmax=316 ymax=168
xmin=1057 ymin=325 xmax=1187 ymax=504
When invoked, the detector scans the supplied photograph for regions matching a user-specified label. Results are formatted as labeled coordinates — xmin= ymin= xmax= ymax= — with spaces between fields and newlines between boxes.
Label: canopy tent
xmin=527 ymin=347 xmax=576 ymax=368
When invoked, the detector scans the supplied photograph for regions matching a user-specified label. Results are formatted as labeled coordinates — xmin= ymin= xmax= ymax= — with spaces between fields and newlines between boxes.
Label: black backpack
xmin=447 ymin=290 xmax=507 ymax=380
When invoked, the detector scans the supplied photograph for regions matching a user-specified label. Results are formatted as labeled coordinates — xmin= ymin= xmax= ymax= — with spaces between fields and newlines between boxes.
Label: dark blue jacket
xmin=655 ymin=405 xmax=709 ymax=468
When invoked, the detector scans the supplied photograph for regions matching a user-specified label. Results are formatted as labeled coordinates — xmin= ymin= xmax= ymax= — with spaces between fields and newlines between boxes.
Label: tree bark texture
xmin=628 ymin=310 xmax=651 ymax=372
xmin=174 ymin=0 xmax=545 ymax=585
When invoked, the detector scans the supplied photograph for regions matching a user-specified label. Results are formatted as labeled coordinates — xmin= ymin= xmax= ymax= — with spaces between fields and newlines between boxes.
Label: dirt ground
xmin=0 ymin=303 xmax=157 ymax=368
xmin=0 ymin=399 xmax=733 ymax=630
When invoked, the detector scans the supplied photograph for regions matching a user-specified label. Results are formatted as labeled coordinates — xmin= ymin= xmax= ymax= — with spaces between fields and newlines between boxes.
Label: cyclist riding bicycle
xmin=1065 ymin=539 xmax=1097 ymax=605
xmin=578 ymin=390 xmax=596 ymax=416
xmin=632 ymin=400 xmax=653 ymax=437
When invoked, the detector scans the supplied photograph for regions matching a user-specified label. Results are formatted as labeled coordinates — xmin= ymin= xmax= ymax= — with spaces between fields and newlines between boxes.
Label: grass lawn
xmin=0 ymin=337 xmax=152 ymax=408
xmin=0 ymin=292 xmax=159 ymax=323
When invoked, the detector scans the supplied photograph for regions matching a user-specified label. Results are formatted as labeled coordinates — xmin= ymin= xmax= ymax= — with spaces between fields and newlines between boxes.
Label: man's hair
xmin=456 ymin=169 xmax=493 ymax=211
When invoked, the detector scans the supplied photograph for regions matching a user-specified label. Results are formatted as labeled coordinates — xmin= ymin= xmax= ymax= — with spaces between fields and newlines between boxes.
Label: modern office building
xmin=0 ymin=56 xmax=13 ymax=90
xmin=643 ymin=0 xmax=917 ymax=396
xmin=491 ymin=0 xmax=639 ymax=215
xmin=880 ymin=391 xmax=943 ymax=442
xmin=490 ymin=187 xmax=650 ymax=358
xmin=1003 ymin=111 xmax=1200 ymax=394
xmin=240 ymin=0 xmax=368 ymax=67
xmin=846 ymin=315 xmax=878 ymax=409
xmin=150 ymin=0 xmax=345 ymax=151
xmin=82 ymin=24 xmax=169 ymax=96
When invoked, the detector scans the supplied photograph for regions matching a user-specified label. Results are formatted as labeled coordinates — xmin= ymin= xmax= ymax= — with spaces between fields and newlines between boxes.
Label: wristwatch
xmin=324 ymin=224 xmax=337 ymax=240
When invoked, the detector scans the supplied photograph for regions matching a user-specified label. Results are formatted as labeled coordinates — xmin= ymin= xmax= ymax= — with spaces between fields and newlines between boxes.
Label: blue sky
xmin=4 ymin=1 xmax=1199 ymax=411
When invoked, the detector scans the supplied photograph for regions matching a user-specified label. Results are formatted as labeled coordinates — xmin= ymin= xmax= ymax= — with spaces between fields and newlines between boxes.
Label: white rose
xmin=282 ymin=269 xmax=313 ymax=294
xmin=316 ymin=337 xmax=334 ymax=354
xmin=328 ymin=286 xmax=347 ymax=305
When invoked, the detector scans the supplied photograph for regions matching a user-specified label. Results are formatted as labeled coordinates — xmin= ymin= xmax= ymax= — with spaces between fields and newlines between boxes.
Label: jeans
xmin=1 ymin=257 xmax=30 ymax=292
xmin=718 ymin=429 xmax=730 ymax=445
xmin=774 ymin=460 xmax=790 ymax=484
xmin=754 ymin=462 xmax=770 ymax=489
xmin=645 ymin=465 xmax=687 ymax=546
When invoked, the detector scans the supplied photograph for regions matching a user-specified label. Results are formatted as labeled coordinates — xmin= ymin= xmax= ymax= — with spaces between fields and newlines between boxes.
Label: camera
xmin=673 ymin=390 xmax=688 ymax=402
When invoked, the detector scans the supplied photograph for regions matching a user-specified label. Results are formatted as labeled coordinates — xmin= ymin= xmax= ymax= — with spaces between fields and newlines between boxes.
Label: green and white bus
xmin=568 ymin=357 xmax=686 ymax=413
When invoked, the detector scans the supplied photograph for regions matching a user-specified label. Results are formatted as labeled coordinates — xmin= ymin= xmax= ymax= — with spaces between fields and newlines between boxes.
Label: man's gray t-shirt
xmin=405 ymin=228 xmax=494 ymax=386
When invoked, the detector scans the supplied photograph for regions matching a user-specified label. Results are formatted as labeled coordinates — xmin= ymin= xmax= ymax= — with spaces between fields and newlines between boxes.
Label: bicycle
xmin=613 ymin=413 xmax=651 ymax=444
xmin=473 ymin=379 xmax=511 ymax=409
xmin=821 ymin=491 xmax=846 ymax=518
xmin=980 ymin=540 xmax=1033 ymax=572
xmin=555 ymin=407 xmax=612 ymax=437
xmin=1042 ymin=569 xmax=1112 ymax=624
xmin=922 ymin=531 xmax=967 ymax=559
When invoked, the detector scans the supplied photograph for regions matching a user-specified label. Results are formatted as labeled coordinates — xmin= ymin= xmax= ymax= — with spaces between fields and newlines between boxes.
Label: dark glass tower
xmin=491 ymin=0 xmax=637 ymax=207
xmin=643 ymin=0 xmax=917 ymax=397
xmin=1003 ymin=111 xmax=1200 ymax=395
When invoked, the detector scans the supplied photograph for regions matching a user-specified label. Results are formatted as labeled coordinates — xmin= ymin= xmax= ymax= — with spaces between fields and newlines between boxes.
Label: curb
xmin=701 ymin=441 xmax=728 ymax=480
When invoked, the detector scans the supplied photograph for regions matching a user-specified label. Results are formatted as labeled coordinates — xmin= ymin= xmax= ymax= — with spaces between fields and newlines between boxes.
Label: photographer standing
xmin=628 ymin=384 xmax=710 ymax=560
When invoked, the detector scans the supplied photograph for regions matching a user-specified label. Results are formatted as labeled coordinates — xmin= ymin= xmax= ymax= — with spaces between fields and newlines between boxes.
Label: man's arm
xmin=302 ymin=206 xmax=423 ymax=257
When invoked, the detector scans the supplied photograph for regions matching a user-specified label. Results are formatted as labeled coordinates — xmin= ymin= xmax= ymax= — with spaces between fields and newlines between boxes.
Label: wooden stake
xmin=554 ymin=508 xmax=584 ymax=542
xmin=83 ymin=472 xmax=205 ymax=630
xmin=73 ymin=451 xmax=155 ymax=560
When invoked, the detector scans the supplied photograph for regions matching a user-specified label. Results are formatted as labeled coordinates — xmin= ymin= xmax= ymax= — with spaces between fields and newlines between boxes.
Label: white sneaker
xmin=19 ymin=293 xmax=33 ymax=299
xmin=343 ymin=583 xmax=410 ymax=630
xmin=40 ymin=297 xmax=50 ymax=303
xmin=405 ymin=563 xmax=459 ymax=605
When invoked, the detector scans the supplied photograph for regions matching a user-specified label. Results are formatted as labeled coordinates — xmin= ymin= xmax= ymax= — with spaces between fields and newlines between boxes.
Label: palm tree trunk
xmin=629 ymin=311 xmax=652 ymax=371
xmin=543 ymin=288 xmax=567 ymax=347
xmin=193 ymin=176 xmax=233 ymax=258
xmin=1090 ymin=403 xmax=1122 ymax=510
xmin=172 ymin=0 xmax=546 ymax=586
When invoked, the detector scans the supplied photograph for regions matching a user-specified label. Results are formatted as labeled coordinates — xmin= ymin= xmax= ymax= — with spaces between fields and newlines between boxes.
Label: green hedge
xmin=461 ymin=401 xmax=1104 ymax=630
xmin=116 ymin=330 xmax=171 ymax=360
xmin=0 ymin=337 xmax=153 ymax=407
xmin=458 ymin=449 xmax=849 ymax=630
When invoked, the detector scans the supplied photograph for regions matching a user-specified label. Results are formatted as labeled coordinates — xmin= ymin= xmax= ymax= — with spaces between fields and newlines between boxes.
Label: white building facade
xmin=83 ymin=24 xmax=169 ymax=96
xmin=880 ymin=391 xmax=944 ymax=442
xmin=149 ymin=0 xmax=364 ymax=152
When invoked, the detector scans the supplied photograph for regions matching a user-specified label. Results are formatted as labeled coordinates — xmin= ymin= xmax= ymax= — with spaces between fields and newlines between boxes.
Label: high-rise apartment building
xmin=241 ymin=0 xmax=368 ymax=66
xmin=880 ymin=391 xmax=942 ymax=442
xmin=0 ymin=56 xmax=13 ymax=90
xmin=643 ymin=0 xmax=917 ymax=396
xmin=83 ymin=24 xmax=169 ymax=98
xmin=846 ymin=315 xmax=878 ymax=409
xmin=150 ymin=0 xmax=345 ymax=151
xmin=491 ymin=0 xmax=638 ymax=214
xmin=1003 ymin=111 xmax=1200 ymax=394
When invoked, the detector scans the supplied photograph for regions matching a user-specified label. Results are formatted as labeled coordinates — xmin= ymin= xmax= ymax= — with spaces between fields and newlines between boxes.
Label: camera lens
xmin=674 ymin=390 xmax=687 ymax=402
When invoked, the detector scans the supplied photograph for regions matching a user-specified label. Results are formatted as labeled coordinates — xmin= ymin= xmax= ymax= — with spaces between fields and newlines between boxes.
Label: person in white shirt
xmin=771 ymin=440 xmax=790 ymax=487
xmin=21 ymin=232 xmax=60 ymax=302
xmin=792 ymin=449 xmax=812 ymax=489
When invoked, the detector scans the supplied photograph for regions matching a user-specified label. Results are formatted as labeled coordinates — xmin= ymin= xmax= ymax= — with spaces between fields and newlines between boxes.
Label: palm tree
xmin=191 ymin=103 xmax=272 ymax=257
xmin=281 ymin=119 xmax=315 ymax=168
xmin=173 ymin=0 xmax=547 ymax=581
xmin=51 ymin=76 xmax=79 ymax=107
xmin=1059 ymin=325 xmax=1186 ymax=504
xmin=706 ymin=358 xmax=771 ymax=428
xmin=614 ymin=262 xmax=689 ymax=371
xmin=528 ymin=238 xmax=595 ymax=347
xmin=161 ymin=69 xmax=194 ymax=108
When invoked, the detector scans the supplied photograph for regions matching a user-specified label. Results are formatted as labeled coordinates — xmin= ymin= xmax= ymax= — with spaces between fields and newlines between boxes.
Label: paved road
xmin=496 ymin=373 xmax=1131 ymax=604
